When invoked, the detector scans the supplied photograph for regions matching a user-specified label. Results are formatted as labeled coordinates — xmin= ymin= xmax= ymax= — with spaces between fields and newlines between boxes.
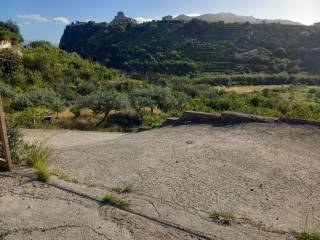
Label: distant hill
xmin=60 ymin=13 xmax=320 ymax=75
xmin=174 ymin=13 xmax=303 ymax=25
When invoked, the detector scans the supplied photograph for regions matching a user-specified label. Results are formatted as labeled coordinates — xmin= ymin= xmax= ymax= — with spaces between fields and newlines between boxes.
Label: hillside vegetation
xmin=0 ymin=20 xmax=23 ymax=43
xmin=60 ymin=18 xmax=320 ymax=75
xmin=0 ymin=20 xmax=320 ymax=132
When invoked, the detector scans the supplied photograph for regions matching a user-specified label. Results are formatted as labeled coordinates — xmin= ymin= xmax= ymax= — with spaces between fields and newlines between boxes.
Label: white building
xmin=0 ymin=40 xmax=12 ymax=49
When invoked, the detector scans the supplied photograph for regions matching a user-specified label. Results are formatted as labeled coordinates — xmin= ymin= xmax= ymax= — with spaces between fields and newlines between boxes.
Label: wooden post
xmin=0 ymin=97 xmax=12 ymax=171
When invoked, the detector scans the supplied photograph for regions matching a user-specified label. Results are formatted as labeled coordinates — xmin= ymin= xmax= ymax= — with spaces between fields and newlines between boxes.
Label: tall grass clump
xmin=24 ymin=144 xmax=51 ymax=182
xmin=102 ymin=193 xmax=130 ymax=209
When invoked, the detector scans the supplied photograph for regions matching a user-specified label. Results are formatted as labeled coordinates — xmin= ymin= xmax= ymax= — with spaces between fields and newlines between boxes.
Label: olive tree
xmin=81 ymin=90 xmax=129 ymax=125
xmin=130 ymin=86 xmax=177 ymax=112
xmin=130 ymin=87 xmax=156 ymax=112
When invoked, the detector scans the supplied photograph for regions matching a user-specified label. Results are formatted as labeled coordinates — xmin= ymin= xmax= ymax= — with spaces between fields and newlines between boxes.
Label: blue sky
xmin=0 ymin=0 xmax=319 ymax=44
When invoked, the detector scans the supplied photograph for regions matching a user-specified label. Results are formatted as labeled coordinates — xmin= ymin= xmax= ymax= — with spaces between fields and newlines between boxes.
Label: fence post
xmin=0 ymin=97 xmax=12 ymax=171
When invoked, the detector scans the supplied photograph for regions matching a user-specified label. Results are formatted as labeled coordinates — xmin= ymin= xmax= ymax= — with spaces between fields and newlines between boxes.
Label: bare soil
xmin=1 ymin=123 xmax=320 ymax=240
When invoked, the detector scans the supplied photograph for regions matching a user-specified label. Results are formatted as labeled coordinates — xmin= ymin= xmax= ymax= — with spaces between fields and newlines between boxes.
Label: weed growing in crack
xmin=51 ymin=170 xmax=79 ymax=183
xmin=209 ymin=211 xmax=236 ymax=226
xmin=102 ymin=193 xmax=130 ymax=209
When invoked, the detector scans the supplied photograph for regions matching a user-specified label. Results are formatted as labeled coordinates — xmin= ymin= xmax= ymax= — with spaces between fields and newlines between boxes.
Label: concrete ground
xmin=1 ymin=123 xmax=320 ymax=240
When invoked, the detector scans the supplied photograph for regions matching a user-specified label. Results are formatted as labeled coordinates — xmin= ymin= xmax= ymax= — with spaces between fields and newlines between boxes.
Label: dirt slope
xmin=1 ymin=123 xmax=320 ymax=240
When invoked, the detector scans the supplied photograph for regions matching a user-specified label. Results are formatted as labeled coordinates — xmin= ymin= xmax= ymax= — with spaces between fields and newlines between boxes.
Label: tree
xmin=130 ymin=88 xmax=156 ymax=112
xmin=152 ymin=86 xmax=177 ymax=112
xmin=130 ymin=86 xmax=177 ymax=112
xmin=81 ymin=91 xmax=129 ymax=125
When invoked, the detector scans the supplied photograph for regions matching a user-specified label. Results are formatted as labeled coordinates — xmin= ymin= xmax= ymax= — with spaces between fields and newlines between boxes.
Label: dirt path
xmin=23 ymin=129 xmax=125 ymax=149
xmin=1 ymin=123 xmax=320 ymax=239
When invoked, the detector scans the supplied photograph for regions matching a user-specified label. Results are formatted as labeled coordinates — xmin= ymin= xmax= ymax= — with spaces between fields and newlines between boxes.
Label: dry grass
xmin=51 ymin=170 xmax=79 ymax=183
xmin=225 ymin=85 xmax=289 ymax=94
xmin=111 ymin=184 xmax=135 ymax=194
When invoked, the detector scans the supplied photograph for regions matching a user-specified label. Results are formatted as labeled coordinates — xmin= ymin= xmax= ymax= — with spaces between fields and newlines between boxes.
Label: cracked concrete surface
xmin=1 ymin=123 xmax=320 ymax=239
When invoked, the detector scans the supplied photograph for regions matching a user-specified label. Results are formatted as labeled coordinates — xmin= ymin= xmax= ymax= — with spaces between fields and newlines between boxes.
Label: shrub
xmin=13 ymin=108 xmax=47 ymax=128
xmin=248 ymin=94 xmax=272 ymax=108
xmin=70 ymin=106 xmax=82 ymax=118
xmin=142 ymin=111 xmax=164 ymax=127
xmin=106 ymin=111 xmax=142 ymax=130
xmin=102 ymin=193 xmax=130 ymax=209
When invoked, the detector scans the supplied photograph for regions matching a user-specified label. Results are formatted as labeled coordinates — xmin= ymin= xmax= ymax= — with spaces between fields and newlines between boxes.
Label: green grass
xmin=111 ymin=184 xmax=135 ymax=194
xmin=35 ymin=161 xmax=50 ymax=182
xmin=23 ymin=144 xmax=51 ymax=182
xmin=102 ymin=193 xmax=130 ymax=209
xmin=296 ymin=232 xmax=320 ymax=240
xmin=209 ymin=211 xmax=236 ymax=226
xmin=24 ymin=144 xmax=50 ymax=167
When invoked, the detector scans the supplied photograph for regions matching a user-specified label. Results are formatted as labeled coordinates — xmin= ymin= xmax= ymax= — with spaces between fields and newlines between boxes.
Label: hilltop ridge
xmin=60 ymin=13 xmax=320 ymax=75
xmin=173 ymin=12 xmax=303 ymax=25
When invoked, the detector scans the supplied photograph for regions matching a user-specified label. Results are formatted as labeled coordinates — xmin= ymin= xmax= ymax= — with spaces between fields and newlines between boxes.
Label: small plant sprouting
xmin=209 ymin=211 xmax=236 ymax=226
xmin=102 ymin=193 xmax=130 ymax=209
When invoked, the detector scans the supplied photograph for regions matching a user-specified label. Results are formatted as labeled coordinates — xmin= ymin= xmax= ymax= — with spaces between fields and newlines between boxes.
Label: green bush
xmin=70 ymin=106 xmax=82 ymax=118
xmin=14 ymin=108 xmax=48 ymax=128
xmin=142 ymin=111 xmax=164 ymax=127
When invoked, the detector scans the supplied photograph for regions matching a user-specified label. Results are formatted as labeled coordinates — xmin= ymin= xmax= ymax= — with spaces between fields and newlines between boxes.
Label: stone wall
xmin=164 ymin=111 xmax=320 ymax=127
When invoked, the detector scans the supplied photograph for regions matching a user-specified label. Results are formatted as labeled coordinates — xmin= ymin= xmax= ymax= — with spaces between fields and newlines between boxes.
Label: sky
xmin=0 ymin=0 xmax=319 ymax=44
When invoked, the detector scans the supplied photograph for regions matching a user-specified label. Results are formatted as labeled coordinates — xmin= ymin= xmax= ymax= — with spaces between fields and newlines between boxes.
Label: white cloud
xmin=17 ymin=14 xmax=70 ymax=25
xmin=185 ymin=13 xmax=201 ymax=17
xmin=53 ymin=17 xmax=70 ymax=25
xmin=173 ymin=13 xmax=201 ymax=18
xmin=135 ymin=17 xmax=153 ymax=23
xmin=17 ymin=14 xmax=49 ymax=23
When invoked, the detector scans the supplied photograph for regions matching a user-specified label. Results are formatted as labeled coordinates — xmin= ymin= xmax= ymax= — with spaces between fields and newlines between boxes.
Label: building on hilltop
xmin=162 ymin=15 xmax=173 ymax=21
xmin=111 ymin=11 xmax=137 ymax=25
xmin=0 ymin=40 xmax=11 ymax=49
